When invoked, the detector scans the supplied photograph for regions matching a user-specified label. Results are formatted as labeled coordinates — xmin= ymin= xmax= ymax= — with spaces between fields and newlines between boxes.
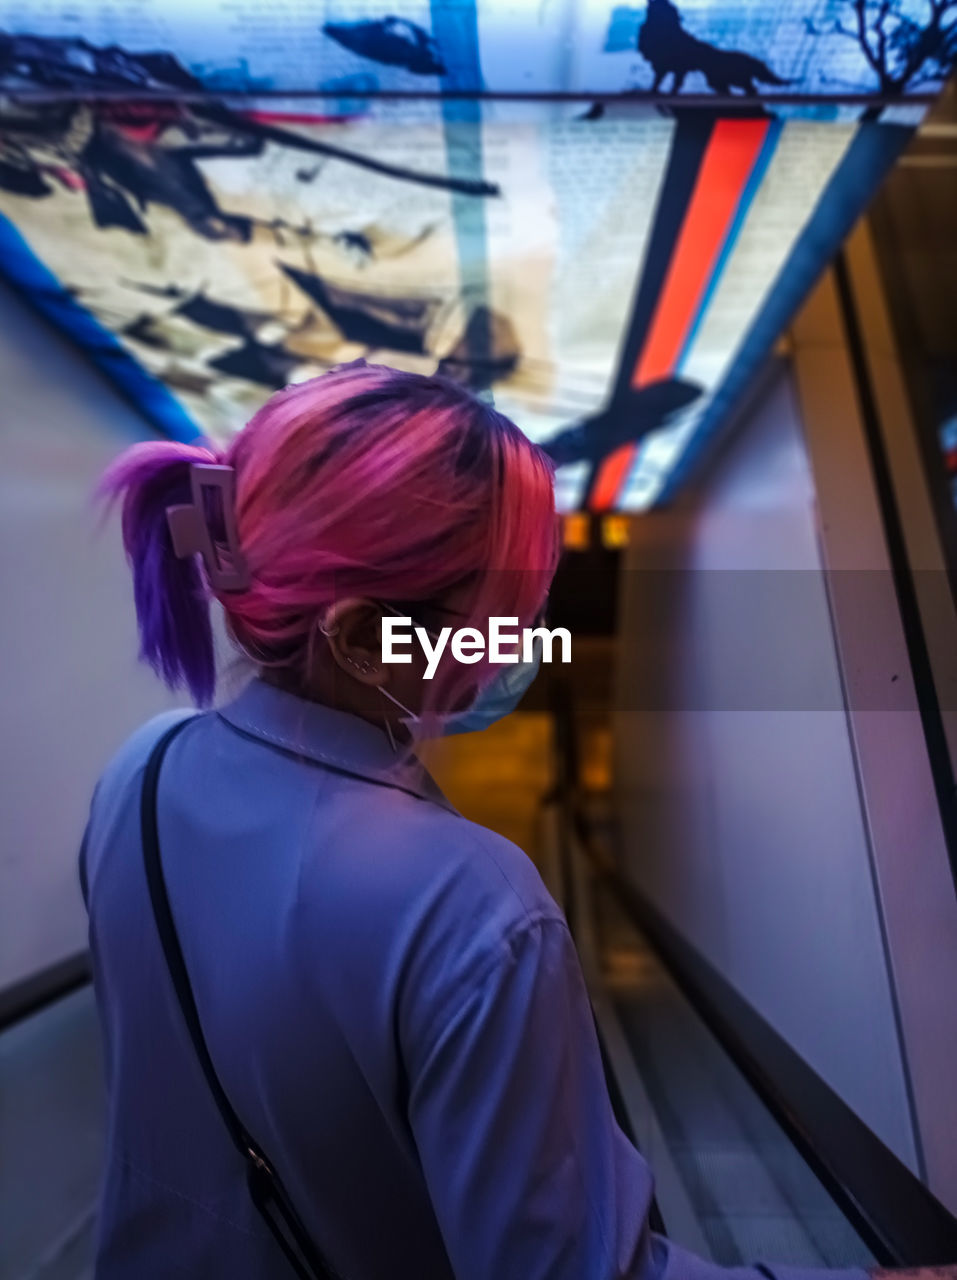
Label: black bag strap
xmin=141 ymin=717 xmax=341 ymax=1280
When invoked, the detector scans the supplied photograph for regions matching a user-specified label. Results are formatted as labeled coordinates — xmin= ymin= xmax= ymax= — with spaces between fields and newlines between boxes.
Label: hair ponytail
xmin=98 ymin=440 xmax=221 ymax=707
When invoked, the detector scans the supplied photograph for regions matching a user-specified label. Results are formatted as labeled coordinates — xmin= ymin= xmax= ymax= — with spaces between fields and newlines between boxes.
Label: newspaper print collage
xmin=1 ymin=1 xmax=955 ymax=508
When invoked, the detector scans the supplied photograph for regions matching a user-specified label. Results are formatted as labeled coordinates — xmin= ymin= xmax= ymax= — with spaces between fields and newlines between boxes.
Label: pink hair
xmin=100 ymin=362 xmax=560 ymax=708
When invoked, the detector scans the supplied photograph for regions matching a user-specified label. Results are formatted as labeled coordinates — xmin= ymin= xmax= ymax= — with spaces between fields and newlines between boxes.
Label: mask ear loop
xmin=319 ymin=609 xmax=402 ymax=755
xmin=378 ymin=685 xmax=413 ymax=755
xmin=380 ymin=696 xmax=399 ymax=755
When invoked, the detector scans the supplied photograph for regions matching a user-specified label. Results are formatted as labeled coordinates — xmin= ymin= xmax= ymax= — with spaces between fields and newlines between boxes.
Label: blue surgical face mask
xmin=375 ymin=604 xmax=545 ymax=741
xmin=378 ymin=643 xmax=542 ymax=742
xmin=441 ymin=636 xmax=543 ymax=736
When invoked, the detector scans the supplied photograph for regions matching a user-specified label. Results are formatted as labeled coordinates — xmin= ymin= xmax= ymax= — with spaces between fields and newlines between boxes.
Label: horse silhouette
xmin=638 ymin=0 xmax=792 ymax=96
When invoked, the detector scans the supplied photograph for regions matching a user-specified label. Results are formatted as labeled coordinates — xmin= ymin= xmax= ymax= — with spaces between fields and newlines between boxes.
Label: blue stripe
xmin=0 ymin=213 xmax=202 ymax=444
xmin=429 ymin=0 xmax=493 ymax=396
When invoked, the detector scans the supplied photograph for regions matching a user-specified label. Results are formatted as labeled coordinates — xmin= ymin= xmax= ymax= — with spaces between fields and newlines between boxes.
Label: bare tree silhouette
xmin=810 ymin=0 xmax=957 ymax=94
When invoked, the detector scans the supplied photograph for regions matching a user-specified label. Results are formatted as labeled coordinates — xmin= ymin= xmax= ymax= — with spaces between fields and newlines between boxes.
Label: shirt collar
xmin=216 ymin=677 xmax=458 ymax=814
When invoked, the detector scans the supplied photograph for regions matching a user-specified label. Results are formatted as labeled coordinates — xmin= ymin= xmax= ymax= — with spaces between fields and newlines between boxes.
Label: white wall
xmin=613 ymin=360 xmax=920 ymax=1170
xmin=0 ymin=282 xmax=183 ymax=993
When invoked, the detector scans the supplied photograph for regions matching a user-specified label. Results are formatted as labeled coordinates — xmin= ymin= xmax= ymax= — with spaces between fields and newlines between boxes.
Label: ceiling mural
xmin=0 ymin=2 xmax=954 ymax=509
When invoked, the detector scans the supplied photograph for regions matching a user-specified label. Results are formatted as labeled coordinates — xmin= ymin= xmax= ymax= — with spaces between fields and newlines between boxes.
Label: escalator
xmin=542 ymin=685 xmax=957 ymax=1269
xmin=587 ymin=876 xmax=873 ymax=1265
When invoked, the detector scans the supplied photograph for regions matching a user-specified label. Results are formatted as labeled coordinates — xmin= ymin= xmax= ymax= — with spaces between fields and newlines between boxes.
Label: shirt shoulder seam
xmin=451 ymin=822 xmax=559 ymax=930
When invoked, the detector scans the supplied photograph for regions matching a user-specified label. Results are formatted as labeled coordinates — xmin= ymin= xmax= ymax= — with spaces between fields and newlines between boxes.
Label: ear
xmin=320 ymin=598 xmax=388 ymax=687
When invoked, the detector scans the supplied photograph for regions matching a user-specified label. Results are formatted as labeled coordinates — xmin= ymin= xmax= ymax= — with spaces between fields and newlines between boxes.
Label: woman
xmin=82 ymin=362 xmax=868 ymax=1280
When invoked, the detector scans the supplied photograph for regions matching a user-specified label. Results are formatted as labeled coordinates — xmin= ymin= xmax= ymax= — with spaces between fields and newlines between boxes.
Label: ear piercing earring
xmin=345 ymin=656 xmax=376 ymax=675
xmin=317 ymin=615 xmax=376 ymax=675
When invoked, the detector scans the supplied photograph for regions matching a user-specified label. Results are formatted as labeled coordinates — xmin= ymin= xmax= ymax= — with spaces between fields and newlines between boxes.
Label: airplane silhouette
xmin=544 ymin=376 xmax=703 ymax=502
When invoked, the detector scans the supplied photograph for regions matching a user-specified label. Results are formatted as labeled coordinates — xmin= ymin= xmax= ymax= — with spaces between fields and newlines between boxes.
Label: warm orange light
xmin=563 ymin=513 xmax=591 ymax=550
xmin=601 ymin=515 xmax=630 ymax=549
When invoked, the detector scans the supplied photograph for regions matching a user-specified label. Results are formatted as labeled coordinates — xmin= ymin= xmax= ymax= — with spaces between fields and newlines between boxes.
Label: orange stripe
xmin=590 ymin=445 xmax=634 ymax=513
xmin=632 ymin=119 xmax=768 ymax=388
xmin=590 ymin=119 xmax=768 ymax=511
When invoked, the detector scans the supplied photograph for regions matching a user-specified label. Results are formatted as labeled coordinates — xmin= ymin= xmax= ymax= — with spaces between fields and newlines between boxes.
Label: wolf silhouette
xmin=638 ymin=0 xmax=791 ymax=96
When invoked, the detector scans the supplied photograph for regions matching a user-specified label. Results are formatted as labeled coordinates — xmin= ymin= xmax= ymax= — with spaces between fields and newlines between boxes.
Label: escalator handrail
xmin=0 ymin=950 xmax=91 ymax=1033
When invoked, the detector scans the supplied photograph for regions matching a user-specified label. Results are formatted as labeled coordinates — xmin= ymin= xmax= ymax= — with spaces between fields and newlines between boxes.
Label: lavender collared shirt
xmin=80 ymin=677 xmax=867 ymax=1280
